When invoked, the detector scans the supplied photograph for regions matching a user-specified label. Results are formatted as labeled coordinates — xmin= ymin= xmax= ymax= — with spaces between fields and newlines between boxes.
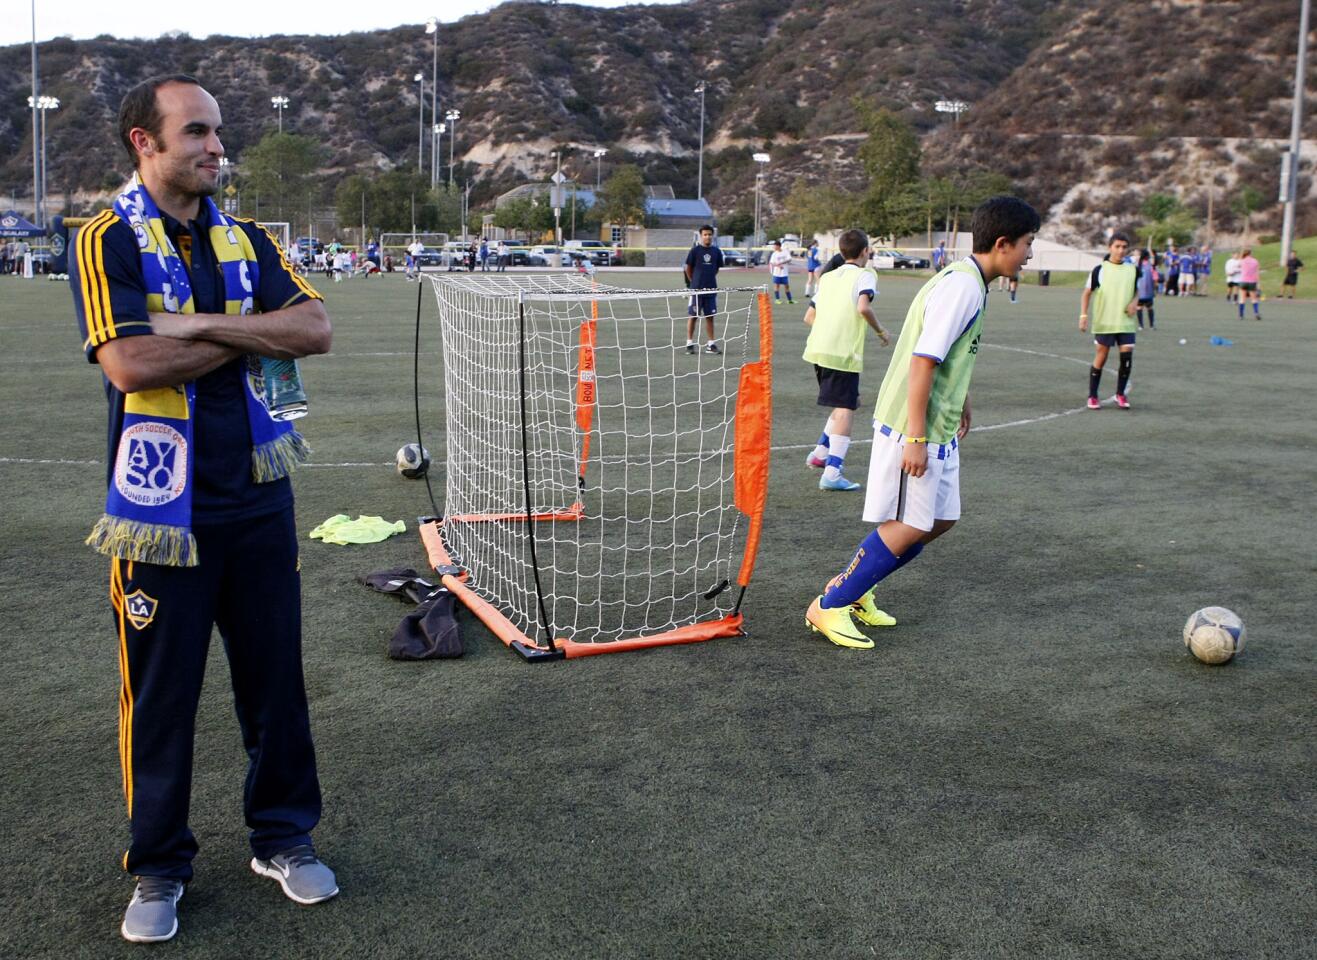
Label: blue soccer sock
xmin=1238 ymin=302 xmax=1245 ymax=318
xmin=1252 ymin=301 xmax=1260 ymax=316
xmin=821 ymin=534 xmax=924 ymax=609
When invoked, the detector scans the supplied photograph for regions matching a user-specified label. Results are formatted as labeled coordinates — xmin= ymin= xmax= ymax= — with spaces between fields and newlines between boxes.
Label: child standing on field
xmin=1135 ymin=248 xmax=1157 ymax=329
xmin=802 ymin=229 xmax=891 ymax=492
xmin=769 ymin=240 xmax=795 ymax=304
xmin=1236 ymin=247 xmax=1262 ymax=319
xmin=805 ymin=197 xmax=1040 ymax=649
xmin=1079 ymin=231 xmax=1139 ymax=410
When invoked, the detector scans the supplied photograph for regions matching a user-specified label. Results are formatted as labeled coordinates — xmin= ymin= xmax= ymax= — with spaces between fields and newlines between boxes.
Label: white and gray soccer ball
xmin=396 ymin=443 xmax=430 ymax=479
xmin=1183 ymin=606 xmax=1245 ymax=665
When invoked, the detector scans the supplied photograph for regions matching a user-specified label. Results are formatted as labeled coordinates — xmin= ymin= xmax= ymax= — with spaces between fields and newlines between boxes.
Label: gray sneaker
xmin=251 ymin=845 xmax=339 ymax=905
xmin=121 ymin=877 xmax=184 ymax=943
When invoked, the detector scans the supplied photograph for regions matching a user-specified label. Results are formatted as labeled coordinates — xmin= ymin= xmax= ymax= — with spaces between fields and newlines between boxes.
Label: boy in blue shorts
xmin=683 ymin=224 xmax=724 ymax=354
xmin=1079 ymin=232 xmax=1139 ymax=410
xmin=802 ymin=229 xmax=890 ymax=491
xmin=805 ymin=197 xmax=1040 ymax=648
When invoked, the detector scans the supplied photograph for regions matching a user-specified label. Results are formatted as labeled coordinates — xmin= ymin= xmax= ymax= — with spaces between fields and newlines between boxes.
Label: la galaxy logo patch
xmin=114 ymin=422 xmax=188 ymax=506
xmin=124 ymin=589 xmax=159 ymax=630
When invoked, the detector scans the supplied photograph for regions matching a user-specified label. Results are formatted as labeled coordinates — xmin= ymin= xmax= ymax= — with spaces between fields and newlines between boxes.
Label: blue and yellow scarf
xmin=85 ymin=176 xmax=308 ymax=567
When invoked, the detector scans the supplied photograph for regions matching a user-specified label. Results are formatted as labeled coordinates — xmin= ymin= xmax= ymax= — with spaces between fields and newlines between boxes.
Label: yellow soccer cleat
xmin=850 ymin=591 xmax=897 ymax=627
xmin=806 ymin=596 xmax=874 ymax=649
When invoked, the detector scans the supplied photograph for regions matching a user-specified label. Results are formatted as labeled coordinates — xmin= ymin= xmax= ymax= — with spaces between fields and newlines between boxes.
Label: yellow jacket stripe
xmin=78 ymin=211 xmax=118 ymax=349
xmin=235 ymin=216 xmax=322 ymax=302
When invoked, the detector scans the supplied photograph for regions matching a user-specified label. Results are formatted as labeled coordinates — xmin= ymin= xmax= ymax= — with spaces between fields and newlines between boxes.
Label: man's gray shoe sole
xmin=251 ymin=857 xmax=339 ymax=905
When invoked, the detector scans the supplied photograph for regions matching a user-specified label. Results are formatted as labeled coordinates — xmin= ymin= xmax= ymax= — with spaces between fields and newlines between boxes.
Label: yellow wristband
xmin=1080 ymin=313 xmax=1089 ymax=319
xmin=905 ymin=436 xmax=927 ymax=444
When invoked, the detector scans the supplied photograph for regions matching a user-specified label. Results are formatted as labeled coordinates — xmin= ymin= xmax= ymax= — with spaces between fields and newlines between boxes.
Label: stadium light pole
xmin=426 ymin=18 xmax=440 ymax=189
xmin=270 ymin=94 xmax=289 ymax=133
xmin=934 ymin=99 xmax=969 ymax=126
xmin=414 ymin=74 xmax=426 ymax=173
xmin=27 ymin=95 xmax=58 ymax=227
xmin=218 ymin=156 xmax=231 ymax=212
xmin=1279 ymin=0 xmax=1310 ymax=270
xmin=445 ymin=109 xmax=461 ymax=187
xmin=433 ymin=122 xmax=446 ymax=189
xmin=593 ymin=148 xmax=607 ymax=192
xmin=752 ymin=152 xmax=770 ymax=250
xmin=29 ymin=0 xmax=39 ymax=228
xmin=695 ymin=81 xmax=707 ymax=200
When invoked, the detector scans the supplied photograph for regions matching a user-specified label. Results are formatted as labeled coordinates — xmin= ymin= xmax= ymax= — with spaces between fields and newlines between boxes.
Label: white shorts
xmin=862 ymin=425 xmax=961 ymax=531
xmin=1179 ymin=273 xmax=1195 ymax=287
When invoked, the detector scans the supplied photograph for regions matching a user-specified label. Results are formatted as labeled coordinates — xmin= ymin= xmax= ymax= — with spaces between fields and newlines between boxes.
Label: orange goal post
xmin=420 ymin=274 xmax=772 ymax=660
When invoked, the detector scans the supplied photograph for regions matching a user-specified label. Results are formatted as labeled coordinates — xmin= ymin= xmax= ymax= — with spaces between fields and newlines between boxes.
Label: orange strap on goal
xmin=575 ymin=304 xmax=598 ymax=484
xmin=734 ymin=292 xmax=773 ymax=587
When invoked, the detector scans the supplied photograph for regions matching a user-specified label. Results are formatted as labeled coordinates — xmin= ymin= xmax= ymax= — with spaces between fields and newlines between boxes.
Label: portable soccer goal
xmin=419 ymin=273 xmax=772 ymax=660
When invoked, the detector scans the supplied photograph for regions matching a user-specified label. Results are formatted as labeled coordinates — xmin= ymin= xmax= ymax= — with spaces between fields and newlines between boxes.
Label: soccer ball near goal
xmin=396 ymin=443 xmax=430 ymax=479
xmin=1182 ymin=606 xmax=1245 ymax=664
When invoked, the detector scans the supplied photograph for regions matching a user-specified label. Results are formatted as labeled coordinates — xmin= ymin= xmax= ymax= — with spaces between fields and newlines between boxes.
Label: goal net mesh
xmin=425 ymin=273 xmax=770 ymax=652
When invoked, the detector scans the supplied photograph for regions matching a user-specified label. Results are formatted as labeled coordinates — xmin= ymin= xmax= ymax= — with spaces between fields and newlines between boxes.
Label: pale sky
xmin=3 ymin=0 xmax=679 ymax=47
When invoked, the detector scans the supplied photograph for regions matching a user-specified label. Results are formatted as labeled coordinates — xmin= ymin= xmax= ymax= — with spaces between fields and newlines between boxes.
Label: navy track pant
xmin=109 ymin=507 xmax=321 ymax=880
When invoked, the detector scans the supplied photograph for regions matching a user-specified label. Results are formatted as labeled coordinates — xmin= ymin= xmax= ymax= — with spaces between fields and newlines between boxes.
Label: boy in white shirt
xmin=769 ymin=240 xmax=795 ymax=305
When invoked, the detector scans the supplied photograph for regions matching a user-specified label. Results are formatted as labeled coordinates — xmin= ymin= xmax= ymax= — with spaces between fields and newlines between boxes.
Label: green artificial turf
xmin=0 ymin=268 xmax=1312 ymax=959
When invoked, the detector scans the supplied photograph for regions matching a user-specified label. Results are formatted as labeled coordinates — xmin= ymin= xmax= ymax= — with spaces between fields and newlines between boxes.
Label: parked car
xmin=721 ymin=248 xmax=749 ymax=267
xmin=411 ymin=245 xmax=445 ymax=267
xmin=507 ymin=246 xmax=533 ymax=266
xmin=528 ymin=245 xmax=570 ymax=267
xmin=871 ymin=248 xmax=930 ymax=270
xmin=295 ymin=236 xmax=324 ymax=255
xmin=564 ymin=239 xmax=615 ymax=266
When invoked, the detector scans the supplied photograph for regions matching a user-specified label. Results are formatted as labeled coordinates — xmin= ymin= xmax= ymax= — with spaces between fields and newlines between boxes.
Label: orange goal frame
xmin=419 ymin=291 xmax=773 ymax=661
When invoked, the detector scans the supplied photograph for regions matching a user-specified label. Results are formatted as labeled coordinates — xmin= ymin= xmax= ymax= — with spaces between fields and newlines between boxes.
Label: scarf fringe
xmin=86 ymin=515 xmax=199 ymax=568
xmin=252 ymin=430 xmax=310 ymax=483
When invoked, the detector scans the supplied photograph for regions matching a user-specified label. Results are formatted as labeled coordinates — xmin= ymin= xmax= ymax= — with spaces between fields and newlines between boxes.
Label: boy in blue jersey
xmin=683 ymin=224 xmax=724 ymax=354
xmin=805 ymin=197 xmax=1039 ymax=649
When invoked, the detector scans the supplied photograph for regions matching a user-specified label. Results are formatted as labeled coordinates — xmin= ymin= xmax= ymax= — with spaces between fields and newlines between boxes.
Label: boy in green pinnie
xmin=1079 ymin=232 xmax=1139 ymax=410
xmin=801 ymin=229 xmax=891 ymax=491
xmin=806 ymin=197 xmax=1040 ymax=648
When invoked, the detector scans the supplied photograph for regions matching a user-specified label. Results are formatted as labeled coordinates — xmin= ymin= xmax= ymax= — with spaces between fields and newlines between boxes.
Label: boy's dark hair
xmin=772 ymin=239 xmax=782 ymax=247
xmin=698 ymin=224 xmax=714 ymax=234
xmin=970 ymin=196 xmax=1040 ymax=253
xmin=1111 ymin=231 xmax=1131 ymax=244
xmin=838 ymin=229 xmax=869 ymax=260
xmin=119 ymin=74 xmax=202 ymax=169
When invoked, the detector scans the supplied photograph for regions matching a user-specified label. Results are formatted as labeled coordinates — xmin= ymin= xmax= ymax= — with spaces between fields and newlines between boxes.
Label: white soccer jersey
xmin=769 ymin=250 xmax=792 ymax=278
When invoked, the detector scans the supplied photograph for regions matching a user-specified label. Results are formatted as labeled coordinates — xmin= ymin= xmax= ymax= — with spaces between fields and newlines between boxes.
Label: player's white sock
xmin=811 ymin=427 xmax=829 ymax=462
xmin=823 ymin=435 xmax=851 ymax=481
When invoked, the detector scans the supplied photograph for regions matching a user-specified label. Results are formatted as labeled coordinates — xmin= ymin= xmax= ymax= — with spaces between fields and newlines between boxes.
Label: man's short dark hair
xmin=1111 ymin=231 xmax=1131 ymax=244
xmin=970 ymin=196 xmax=1041 ymax=253
xmin=698 ymin=224 xmax=714 ymax=234
xmin=838 ymin=229 xmax=868 ymax=260
xmin=119 ymin=74 xmax=202 ymax=169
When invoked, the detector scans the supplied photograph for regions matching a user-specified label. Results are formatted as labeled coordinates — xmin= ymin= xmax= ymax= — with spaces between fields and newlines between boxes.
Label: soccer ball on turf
xmin=396 ymin=443 xmax=430 ymax=479
xmin=1182 ymin=606 xmax=1245 ymax=664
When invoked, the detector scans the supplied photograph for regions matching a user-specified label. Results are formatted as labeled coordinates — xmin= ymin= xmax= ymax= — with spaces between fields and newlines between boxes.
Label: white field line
xmin=2 ymin=342 xmax=1096 ymax=468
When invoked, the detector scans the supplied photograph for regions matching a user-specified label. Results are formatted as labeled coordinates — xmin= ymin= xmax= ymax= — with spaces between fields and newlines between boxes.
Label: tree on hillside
xmin=719 ymin=209 xmax=755 ymax=241
xmin=1139 ymin=193 xmax=1200 ymax=248
xmin=780 ymin=183 xmax=856 ymax=240
xmin=597 ymin=164 xmax=648 ymax=247
xmin=854 ymin=104 xmax=923 ymax=241
xmin=238 ymin=132 xmax=324 ymax=222
xmin=335 ymin=171 xmax=463 ymax=234
xmin=1229 ymin=185 xmax=1266 ymax=239
xmin=492 ymin=195 xmax=555 ymax=243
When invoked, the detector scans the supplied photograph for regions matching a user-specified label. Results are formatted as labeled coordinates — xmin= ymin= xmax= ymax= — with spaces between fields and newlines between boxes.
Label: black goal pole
xmin=518 ymin=297 xmax=554 ymax=649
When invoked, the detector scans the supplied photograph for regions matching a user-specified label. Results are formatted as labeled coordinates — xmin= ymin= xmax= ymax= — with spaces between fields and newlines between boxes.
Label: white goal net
xmin=421 ymin=273 xmax=773 ymax=659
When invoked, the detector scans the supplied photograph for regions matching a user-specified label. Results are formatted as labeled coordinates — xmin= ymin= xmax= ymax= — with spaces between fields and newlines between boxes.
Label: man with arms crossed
xmin=70 ymin=75 xmax=337 ymax=943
